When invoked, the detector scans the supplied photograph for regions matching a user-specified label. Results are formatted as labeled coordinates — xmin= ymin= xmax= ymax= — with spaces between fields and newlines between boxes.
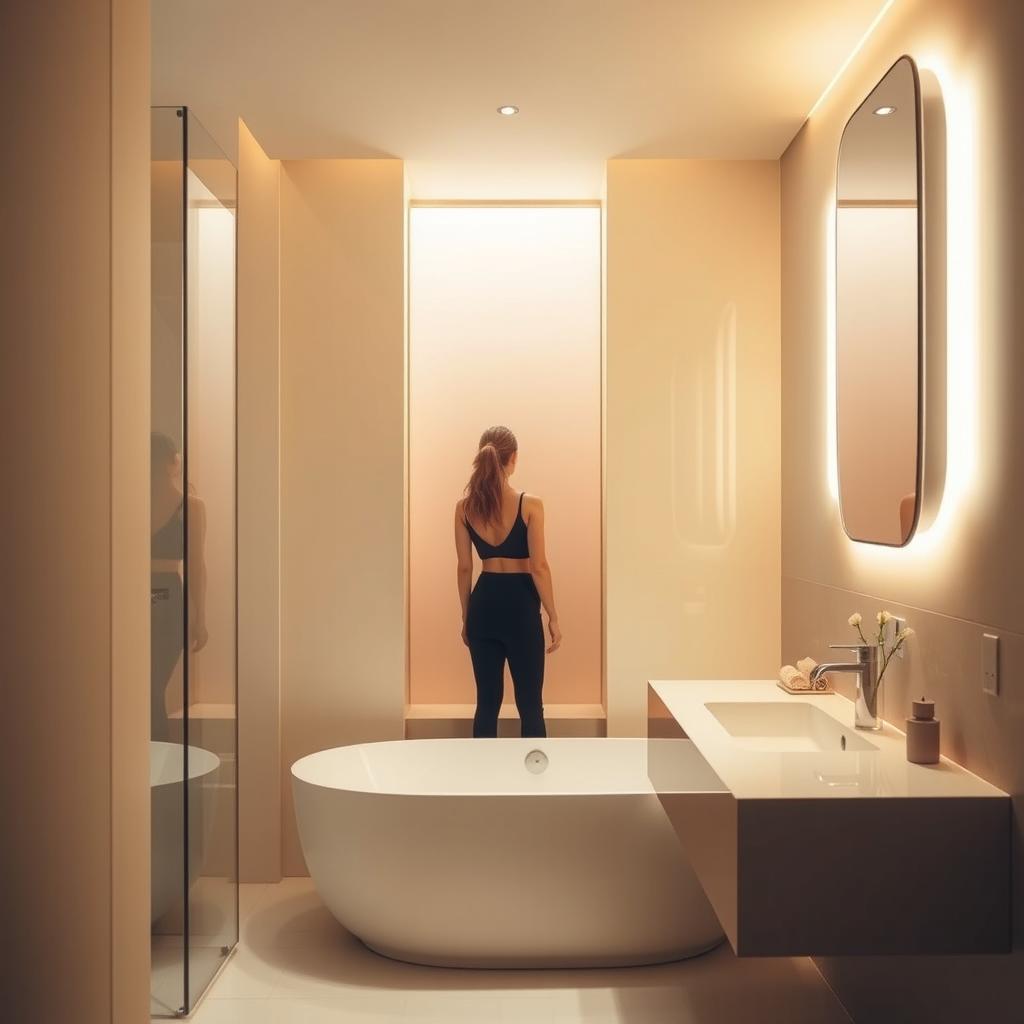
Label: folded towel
xmin=779 ymin=664 xmax=811 ymax=690
xmin=797 ymin=657 xmax=830 ymax=691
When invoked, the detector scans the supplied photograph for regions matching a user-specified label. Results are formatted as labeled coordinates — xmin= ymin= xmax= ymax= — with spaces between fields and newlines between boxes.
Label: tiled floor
xmin=171 ymin=879 xmax=852 ymax=1023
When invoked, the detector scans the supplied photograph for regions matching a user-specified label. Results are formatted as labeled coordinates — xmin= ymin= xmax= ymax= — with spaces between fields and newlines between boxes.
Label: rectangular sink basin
xmin=705 ymin=701 xmax=877 ymax=753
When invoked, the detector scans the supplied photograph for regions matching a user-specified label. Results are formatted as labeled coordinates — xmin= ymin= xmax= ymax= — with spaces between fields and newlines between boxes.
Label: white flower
xmin=897 ymin=627 xmax=915 ymax=642
xmin=848 ymin=613 xmax=862 ymax=626
xmin=877 ymin=610 xmax=893 ymax=625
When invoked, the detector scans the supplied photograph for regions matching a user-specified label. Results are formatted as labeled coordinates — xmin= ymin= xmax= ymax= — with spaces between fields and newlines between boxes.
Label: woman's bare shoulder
xmin=522 ymin=493 xmax=544 ymax=516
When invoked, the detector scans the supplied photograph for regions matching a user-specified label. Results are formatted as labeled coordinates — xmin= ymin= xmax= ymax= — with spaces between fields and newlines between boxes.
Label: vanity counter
xmin=646 ymin=680 xmax=1011 ymax=957
xmin=648 ymin=678 xmax=1006 ymax=801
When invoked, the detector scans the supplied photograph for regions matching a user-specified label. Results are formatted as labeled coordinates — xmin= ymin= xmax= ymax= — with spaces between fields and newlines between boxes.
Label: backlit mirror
xmin=836 ymin=55 xmax=922 ymax=546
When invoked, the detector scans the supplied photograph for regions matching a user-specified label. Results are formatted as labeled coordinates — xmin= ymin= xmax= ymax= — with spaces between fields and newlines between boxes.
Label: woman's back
xmin=463 ymin=490 xmax=529 ymax=561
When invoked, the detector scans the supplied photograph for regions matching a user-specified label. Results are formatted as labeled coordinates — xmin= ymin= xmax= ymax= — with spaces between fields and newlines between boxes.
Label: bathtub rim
xmin=291 ymin=736 xmax=727 ymax=799
xmin=151 ymin=739 xmax=221 ymax=788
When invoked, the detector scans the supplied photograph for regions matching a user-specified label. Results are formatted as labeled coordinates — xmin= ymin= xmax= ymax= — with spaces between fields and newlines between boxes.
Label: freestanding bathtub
xmin=292 ymin=738 xmax=726 ymax=968
xmin=151 ymin=740 xmax=221 ymax=924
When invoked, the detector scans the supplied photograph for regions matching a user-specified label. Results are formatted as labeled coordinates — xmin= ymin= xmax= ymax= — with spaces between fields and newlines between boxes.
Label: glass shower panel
xmin=149 ymin=105 xmax=238 ymax=1018
xmin=183 ymin=109 xmax=239 ymax=1009
xmin=150 ymin=105 xmax=187 ymax=1018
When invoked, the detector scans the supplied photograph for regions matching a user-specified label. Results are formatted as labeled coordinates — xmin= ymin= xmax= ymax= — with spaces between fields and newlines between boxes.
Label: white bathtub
xmin=291 ymin=738 xmax=726 ymax=968
xmin=151 ymin=740 xmax=221 ymax=924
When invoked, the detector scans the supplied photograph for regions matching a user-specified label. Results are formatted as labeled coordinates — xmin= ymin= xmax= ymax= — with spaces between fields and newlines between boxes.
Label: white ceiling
xmin=152 ymin=0 xmax=889 ymax=198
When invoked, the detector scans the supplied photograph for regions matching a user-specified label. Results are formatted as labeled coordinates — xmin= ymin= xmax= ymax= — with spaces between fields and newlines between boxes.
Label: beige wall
xmin=605 ymin=160 xmax=781 ymax=736
xmin=408 ymin=205 xmax=603 ymax=707
xmin=1 ymin=1 xmax=150 ymax=1022
xmin=780 ymin=0 xmax=1024 ymax=1019
xmin=279 ymin=159 xmax=407 ymax=874
xmin=237 ymin=120 xmax=282 ymax=881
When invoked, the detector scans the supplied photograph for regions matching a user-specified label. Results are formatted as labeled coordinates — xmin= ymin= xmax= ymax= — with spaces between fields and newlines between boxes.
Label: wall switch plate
xmin=982 ymin=633 xmax=1000 ymax=696
xmin=892 ymin=616 xmax=907 ymax=658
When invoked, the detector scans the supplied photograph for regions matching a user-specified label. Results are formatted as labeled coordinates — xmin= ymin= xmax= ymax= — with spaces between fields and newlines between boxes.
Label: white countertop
xmin=649 ymin=679 xmax=1007 ymax=800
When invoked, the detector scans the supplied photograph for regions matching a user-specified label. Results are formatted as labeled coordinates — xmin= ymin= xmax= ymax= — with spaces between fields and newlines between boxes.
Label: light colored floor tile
xmin=243 ymin=890 xmax=343 ymax=948
xmin=490 ymin=993 xmax=569 ymax=1023
xmin=202 ymin=946 xmax=286 ymax=999
xmin=150 ymin=941 xmax=187 ymax=1018
xmin=187 ymin=998 xmax=280 ymax=1024
xmin=264 ymin=942 xmax=401 ymax=998
xmin=405 ymin=992 xmax=502 ymax=1021
xmin=239 ymin=883 xmax=273 ymax=921
xmin=491 ymin=990 xmax=579 ymax=1018
xmin=193 ymin=881 xmax=852 ymax=1024
xmin=272 ymin=994 xmax=411 ymax=1022
xmin=263 ymin=876 xmax=317 ymax=902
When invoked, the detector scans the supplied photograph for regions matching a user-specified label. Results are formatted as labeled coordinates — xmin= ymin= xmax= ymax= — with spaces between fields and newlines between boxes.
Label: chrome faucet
xmin=810 ymin=644 xmax=882 ymax=729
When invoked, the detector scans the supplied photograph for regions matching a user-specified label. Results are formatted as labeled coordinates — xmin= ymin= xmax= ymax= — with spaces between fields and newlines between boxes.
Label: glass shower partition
xmin=150 ymin=106 xmax=238 ymax=1018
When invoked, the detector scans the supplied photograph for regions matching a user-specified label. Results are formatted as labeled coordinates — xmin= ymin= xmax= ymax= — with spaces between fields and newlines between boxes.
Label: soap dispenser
xmin=906 ymin=697 xmax=940 ymax=764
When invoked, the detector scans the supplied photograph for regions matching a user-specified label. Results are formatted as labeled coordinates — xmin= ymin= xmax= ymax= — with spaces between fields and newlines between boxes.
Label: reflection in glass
xmin=150 ymin=106 xmax=238 ymax=1018
xmin=835 ymin=56 xmax=922 ymax=546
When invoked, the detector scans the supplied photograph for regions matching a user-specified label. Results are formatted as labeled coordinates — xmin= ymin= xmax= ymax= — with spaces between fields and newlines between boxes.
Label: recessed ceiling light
xmin=873 ymin=105 xmax=897 ymax=116
xmin=497 ymin=105 xmax=519 ymax=117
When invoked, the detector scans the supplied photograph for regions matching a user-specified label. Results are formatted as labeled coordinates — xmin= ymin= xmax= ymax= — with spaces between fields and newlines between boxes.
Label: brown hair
xmin=464 ymin=426 xmax=518 ymax=526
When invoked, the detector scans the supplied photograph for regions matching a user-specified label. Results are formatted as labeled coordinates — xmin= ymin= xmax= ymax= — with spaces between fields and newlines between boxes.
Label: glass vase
xmin=854 ymin=676 xmax=883 ymax=730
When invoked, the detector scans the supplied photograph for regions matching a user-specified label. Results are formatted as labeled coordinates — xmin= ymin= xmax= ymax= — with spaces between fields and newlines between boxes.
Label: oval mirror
xmin=836 ymin=55 xmax=922 ymax=546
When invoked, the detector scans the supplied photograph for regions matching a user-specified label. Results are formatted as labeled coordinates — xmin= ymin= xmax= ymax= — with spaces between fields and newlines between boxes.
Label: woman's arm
xmin=187 ymin=495 xmax=209 ymax=652
xmin=525 ymin=497 xmax=562 ymax=653
xmin=453 ymin=500 xmax=474 ymax=645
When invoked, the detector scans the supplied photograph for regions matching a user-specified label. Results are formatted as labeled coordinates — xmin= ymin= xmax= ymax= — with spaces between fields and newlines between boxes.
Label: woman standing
xmin=454 ymin=426 xmax=561 ymax=738
xmin=151 ymin=432 xmax=208 ymax=739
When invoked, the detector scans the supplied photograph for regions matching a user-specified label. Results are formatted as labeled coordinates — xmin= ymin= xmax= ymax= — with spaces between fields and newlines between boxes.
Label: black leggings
xmin=465 ymin=572 xmax=546 ymax=738
xmin=151 ymin=573 xmax=184 ymax=741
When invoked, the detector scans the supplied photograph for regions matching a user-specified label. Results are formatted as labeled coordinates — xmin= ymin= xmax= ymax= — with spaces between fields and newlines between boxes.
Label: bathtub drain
xmin=524 ymin=749 xmax=549 ymax=775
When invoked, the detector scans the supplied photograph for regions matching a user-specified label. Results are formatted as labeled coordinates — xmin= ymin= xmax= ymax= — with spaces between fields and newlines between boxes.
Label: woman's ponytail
xmin=464 ymin=426 xmax=518 ymax=526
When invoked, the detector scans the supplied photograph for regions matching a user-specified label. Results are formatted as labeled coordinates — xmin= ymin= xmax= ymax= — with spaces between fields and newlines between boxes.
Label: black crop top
xmin=465 ymin=492 xmax=530 ymax=560
xmin=152 ymin=500 xmax=184 ymax=560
